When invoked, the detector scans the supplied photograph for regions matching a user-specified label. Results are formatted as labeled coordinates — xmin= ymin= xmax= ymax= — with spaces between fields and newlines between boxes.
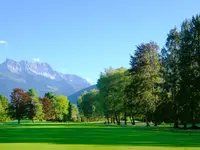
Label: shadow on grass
xmin=0 ymin=123 xmax=200 ymax=147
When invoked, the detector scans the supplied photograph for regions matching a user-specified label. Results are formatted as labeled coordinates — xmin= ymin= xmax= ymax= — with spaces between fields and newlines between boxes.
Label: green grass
xmin=0 ymin=122 xmax=200 ymax=150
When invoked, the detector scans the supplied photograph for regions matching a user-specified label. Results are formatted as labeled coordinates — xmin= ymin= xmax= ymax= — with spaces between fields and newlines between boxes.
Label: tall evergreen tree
xmin=161 ymin=27 xmax=181 ymax=128
xmin=129 ymin=41 xmax=161 ymax=126
xmin=178 ymin=15 xmax=200 ymax=128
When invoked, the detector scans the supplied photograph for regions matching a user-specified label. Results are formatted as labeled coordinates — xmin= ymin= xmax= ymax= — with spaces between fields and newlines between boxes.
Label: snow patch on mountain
xmin=85 ymin=77 xmax=93 ymax=84
xmin=28 ymin=67 xmax=56 ymax=79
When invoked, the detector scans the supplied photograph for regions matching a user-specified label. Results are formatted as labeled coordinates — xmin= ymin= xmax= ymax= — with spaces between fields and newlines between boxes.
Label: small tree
xmin=40 ymin=97 xmax=54 ymax=121
xmin=0 ymin=95 xmax=9 ymax=122
xmin=53 ymin=95 xmax=69 ymax=121
xmin=68 ymin=102 xmax=79 ymax=121
xmin=27 ymin=89 xmax=44 ymax=122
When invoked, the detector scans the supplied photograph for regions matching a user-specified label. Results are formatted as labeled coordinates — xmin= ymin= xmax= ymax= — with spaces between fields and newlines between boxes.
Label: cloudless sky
xmin=0 ymin=0 xmax=199 ymax=84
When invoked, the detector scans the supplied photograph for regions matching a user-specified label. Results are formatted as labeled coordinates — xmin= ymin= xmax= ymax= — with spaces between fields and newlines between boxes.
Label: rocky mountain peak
xmin=0 ymin=58 xmax=91 ymax=87
xmin=0 ymin=58 xmax=92 ymax=99
xmin=1 ymin=58 xmax=56 ymax=79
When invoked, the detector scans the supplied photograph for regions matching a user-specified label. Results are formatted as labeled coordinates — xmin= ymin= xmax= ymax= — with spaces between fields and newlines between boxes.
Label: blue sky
xmin=0 ymin=0 xmax=199 ymax=84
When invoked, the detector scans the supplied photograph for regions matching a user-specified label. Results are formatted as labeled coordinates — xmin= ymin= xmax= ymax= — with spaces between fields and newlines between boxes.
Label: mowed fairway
xmin=0 ymin=122 xmax=200 ymax=150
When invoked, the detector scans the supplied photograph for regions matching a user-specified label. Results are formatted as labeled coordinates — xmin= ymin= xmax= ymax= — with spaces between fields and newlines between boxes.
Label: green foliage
xmin=159 ymin=26 xmax=181 ymax=127
xmin=97 ymin=67 xmax=131 ymax=124
xmin=158 ymin=14 xmax=200 ymax=128
xmin=27 ymin=89 xmax=44 ymax=121
xmin=77 ymin=90 xmax=104 ymax=121
xmin=177 ymin=15 xmax=200 ymax=127
xmin=53 ymin=95 xmax=69 ymax=121
xmin=44 ymin=92 xmax=55 ymax=101
xmin=27 ymin=89 xmax=38 ymax=97
xmin=0 ymin=95 xmax=9 ymax=121
xmin=129 ymin=42 xmax=161 ymax=125
xmin=68 ymin=102 xmax=79 ymax=121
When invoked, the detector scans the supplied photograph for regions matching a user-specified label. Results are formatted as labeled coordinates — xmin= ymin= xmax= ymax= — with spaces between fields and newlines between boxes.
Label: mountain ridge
xmin=0 ymin=58 xmax=91 ymax=100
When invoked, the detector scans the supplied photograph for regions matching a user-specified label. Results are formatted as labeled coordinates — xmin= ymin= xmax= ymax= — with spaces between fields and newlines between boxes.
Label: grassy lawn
xmin=0 ymin=122 xmax=200 ymax=150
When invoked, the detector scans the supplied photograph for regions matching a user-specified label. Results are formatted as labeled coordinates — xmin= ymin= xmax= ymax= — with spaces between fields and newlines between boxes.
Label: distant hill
xmin=68 ymin=84 xmax=97 ymax=104
xmin=0 ymin=58 xmax=91 ymax=99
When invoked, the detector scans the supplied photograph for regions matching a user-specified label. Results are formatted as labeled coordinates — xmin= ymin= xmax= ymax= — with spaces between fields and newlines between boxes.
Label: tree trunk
xmin=115 ymin=112 xmax=120 ymax=125
xmin=192 ymin=123 xmax=196 ymax=128
xmin=131 ymin=116 xmax=135 ymax=125
xmin=124 ymin=112 xmax=127 ymax=125
xmin=118 ymin=115 xmax=121 ymax=125
xmin=112 ymin=116 xmax=114 ymax=124
xmin=116 ymin=116 xmax=120 ymax=125
xmin=129 ymin=116 xmax=132 ymax=124
xmin=190 ymin=123 xmax=200 ymax=129
xmin=174 ymin=110 xmax=179 ymax=128
xmin=117 ymin=121 xmax=120 ymax=125
xmin=115 ymin=117 xmax=119 ymax=125
xmin=145 ymin=116 xmax=150 ymax=126
xmin=18 ymin=119 xmax=20 ymax=124
xmin=183 ymin=123 xmax=187 ymax=129
xmin=113 ymin=117 xmax=116 ymax=124
xmin=154 ymin=121 xmax=158 ymax=127
xmin=174 ymin=121 xmax=179 ymax=128
xmin=107 ymin=117 xmax=110 ymax=124
xmin=129 ymin=116 xmax=135 ymax=125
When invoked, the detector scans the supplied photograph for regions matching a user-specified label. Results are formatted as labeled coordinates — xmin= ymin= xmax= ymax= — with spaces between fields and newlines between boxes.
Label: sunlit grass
xmin=1 ymin=143 xmax=200 ymax=150
xmin=0 ymin=122 xmax=200 ymax=150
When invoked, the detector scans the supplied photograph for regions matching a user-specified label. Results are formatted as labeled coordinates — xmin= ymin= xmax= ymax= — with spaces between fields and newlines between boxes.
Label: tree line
xmin=77 ymin=14 xmax=200 ymax=129
xmin=0 ymin=88 xmax=79 ymax=124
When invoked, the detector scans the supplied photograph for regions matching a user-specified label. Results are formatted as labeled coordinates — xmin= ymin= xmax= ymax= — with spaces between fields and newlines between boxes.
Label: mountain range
xmin=0 ymin=58 xmax=93 ymax=102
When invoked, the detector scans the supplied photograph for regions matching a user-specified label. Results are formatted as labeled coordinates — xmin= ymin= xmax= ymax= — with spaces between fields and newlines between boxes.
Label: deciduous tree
xmin=9 ymin=88 xmax=30 ymax=124
xmin=40 ymin=97 xmax=54 ymax=120
xmin=0 ymin=95 xmax=9 ymax=122
xmin=27 ymin=89 xmax=44 ymax=122
xmin=53 ymin=95 xmax=69 ymax=121
xmin=68 ymin=102 xmax=79 ymax=121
